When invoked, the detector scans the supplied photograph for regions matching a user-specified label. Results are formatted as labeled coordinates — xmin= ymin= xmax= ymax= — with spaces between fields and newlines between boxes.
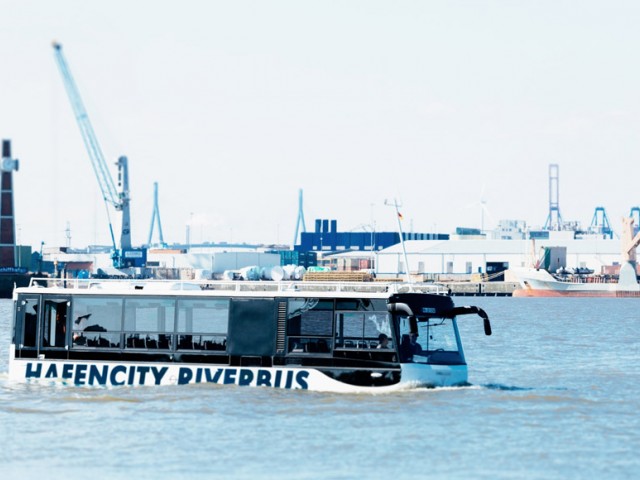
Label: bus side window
xmin=72 ymin=297 xmax=123 ymax=349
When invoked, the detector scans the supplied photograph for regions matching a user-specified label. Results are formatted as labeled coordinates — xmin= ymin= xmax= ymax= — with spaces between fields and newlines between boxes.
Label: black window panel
xmin=335 ymin=310 xmax=392 ymax=349
xmin=227 ymin=299 xmax=276 ymax=356
xmin=124 ymin=298 xmax=175 ymax=333
xmin=72 ymin=297 xmax=123 ymax=333
xmin=125 ymin=333 xmax=172 ymax=350
xmin=79 ymin=332 xmax=120 ymax=348
xmin=337 ymin=312 xmax=366 ymax=338
xmin=287 ymin=298 xmax=334 ymax=336
xmin=335 ymin=299 xmax=375 ymax=311
xmin=287 ymin=337 xmax=332 ymax=354
xmin=177 ymin=298 xmax=229 ymax=334
xmin=335 ymin=300 xmax=358 ymax=311
xmin=313 ymin=300 xmax=334 ymax=310
xmin=287 ymin=310 xmax=333 ymax=336
xmin=336 ymin=298 xmax=386 ymax=312
xmin=299 ymin=310 xmax=333 ymax=336
xmin=71 ymin=297 xmax=123 ymax=350
xmin=176 ymin=334 xmax=226 ymax=351
xmin=18 ymin=296 xmax=39 ymax=348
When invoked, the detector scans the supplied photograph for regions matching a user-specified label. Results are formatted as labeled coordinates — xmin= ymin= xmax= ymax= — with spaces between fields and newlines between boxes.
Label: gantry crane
xmin=589 ymin=206 xmax=613 ymax=239
xmin=52 ymin=42 xmax=142 ymax=268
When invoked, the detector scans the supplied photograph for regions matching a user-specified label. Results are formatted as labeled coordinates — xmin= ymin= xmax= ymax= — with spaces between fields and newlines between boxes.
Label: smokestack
xmin=0 ymin=139 xmax=19 ymax=267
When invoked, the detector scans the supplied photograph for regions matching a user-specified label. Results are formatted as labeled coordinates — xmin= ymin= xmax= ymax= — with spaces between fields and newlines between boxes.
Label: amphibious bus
xmin=9 ymin=278 xmax=491 ymax=393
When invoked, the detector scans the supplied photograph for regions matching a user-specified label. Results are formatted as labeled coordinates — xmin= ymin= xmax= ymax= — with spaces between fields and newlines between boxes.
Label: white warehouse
xmin=374 ymin=237 xmax=622 ymax=279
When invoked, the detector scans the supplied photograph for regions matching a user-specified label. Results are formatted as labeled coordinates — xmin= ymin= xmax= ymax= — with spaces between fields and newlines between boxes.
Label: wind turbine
xmin=464 ymin=185 xmax=495 ymax=234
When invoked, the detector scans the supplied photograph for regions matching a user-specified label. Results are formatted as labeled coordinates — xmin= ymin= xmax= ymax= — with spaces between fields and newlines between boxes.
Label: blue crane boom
xmin=52 ymin=42 xmax=133 ymax=261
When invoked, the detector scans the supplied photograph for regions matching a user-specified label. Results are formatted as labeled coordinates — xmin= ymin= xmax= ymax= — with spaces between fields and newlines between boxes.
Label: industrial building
xmin=295 ymin=218 xmax=447 ymax=252
xmin=372 ymin=235 xmax=622 ymax=281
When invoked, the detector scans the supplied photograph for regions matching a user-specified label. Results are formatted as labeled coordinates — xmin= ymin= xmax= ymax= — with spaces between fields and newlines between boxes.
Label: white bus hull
xmin=9 ymin=346 xmax=467 ymax=393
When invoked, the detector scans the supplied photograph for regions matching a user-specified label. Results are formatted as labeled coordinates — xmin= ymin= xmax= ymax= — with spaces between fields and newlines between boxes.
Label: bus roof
xmin=15 ymin=278 xmax=449 ymax=300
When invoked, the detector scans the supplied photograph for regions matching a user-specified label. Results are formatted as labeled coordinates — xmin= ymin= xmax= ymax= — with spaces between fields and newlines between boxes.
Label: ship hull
xmin=513 ymin=288 xmax=640 ymax=298
xmin=511 ymin=267 xmax=640 ymax=298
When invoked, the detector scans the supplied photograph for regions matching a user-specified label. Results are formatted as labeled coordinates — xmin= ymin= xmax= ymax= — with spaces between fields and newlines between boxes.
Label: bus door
xmin=40 ymin=297 xmax=71 ymax=355
xmin=15 ymin=295 xmax=40 ymax=358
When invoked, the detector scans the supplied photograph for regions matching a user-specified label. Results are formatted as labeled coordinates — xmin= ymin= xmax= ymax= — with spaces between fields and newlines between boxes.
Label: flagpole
xmin=385 ymin=198 xmax=411 ymax=283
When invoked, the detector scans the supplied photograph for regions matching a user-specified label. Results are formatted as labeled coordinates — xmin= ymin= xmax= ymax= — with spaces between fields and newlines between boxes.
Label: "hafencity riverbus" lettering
xmin=23 ymin=362 xmax=310 ymax=389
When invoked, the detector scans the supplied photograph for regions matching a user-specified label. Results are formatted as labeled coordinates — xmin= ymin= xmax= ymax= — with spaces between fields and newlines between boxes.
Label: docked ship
xmin=513 ymin=217 xmax=640 ymax=297
xmin=511 ymin=266 xmax=640 ymax=297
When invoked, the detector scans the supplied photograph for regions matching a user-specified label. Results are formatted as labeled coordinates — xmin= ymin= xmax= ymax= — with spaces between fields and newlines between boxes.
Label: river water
xmin=0 ymin=297 xmax=638 ymax=479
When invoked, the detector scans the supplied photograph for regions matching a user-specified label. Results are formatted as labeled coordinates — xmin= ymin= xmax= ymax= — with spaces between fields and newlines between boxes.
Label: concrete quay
xmin=442 ymin=281 xmax=520 ymax=297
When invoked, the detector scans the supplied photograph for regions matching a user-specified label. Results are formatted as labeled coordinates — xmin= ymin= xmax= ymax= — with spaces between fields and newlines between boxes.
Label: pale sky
xmin=1 ymin=1 xmax=639 ymax=250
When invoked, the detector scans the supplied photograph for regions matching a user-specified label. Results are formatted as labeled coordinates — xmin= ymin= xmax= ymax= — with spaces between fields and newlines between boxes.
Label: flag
xmin=398 ymin=212 xmax=404 ymax=220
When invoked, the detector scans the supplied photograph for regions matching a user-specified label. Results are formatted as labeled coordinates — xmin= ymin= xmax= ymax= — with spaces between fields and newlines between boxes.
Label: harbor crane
xmin=52 ymin=42 xmax=143 ymax=268
xmin=589 ymin=206 xmax=613 ymax=239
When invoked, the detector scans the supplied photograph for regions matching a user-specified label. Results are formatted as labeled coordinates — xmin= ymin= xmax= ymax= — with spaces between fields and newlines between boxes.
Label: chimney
xmin=0 ymin=139 xmax=19 ymax=267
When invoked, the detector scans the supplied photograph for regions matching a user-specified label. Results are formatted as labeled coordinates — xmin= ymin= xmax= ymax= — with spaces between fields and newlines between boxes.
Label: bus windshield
xmin=398 ymin=316 xmax=461 ymax=363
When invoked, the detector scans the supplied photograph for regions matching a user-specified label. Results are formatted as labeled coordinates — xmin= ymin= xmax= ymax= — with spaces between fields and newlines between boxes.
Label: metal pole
xmin=385 ymin=198 xmax=411 ymax=282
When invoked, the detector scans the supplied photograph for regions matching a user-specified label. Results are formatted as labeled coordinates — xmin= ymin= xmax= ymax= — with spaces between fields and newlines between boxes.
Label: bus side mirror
xmin=475 ymin=307 xmax=492 ymax=336
xmin=483 ymin=317 xmax=492 ymax=336
xmin=444 ymin=306 xmax=492 ymax=336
